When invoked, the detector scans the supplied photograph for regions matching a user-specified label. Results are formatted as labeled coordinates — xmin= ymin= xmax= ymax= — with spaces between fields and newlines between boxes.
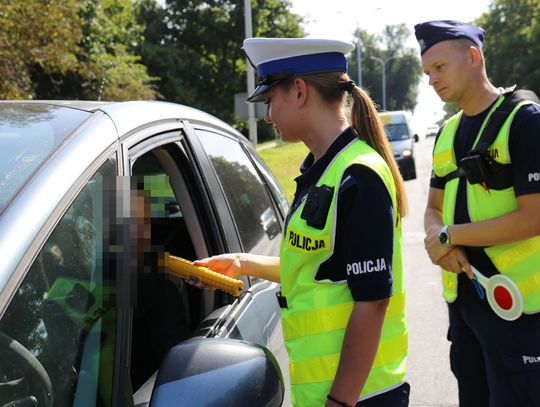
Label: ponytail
xmin=299 ymin=72 xmax=408 ymax=219
xmin=347 ymin=79 xmax=408 ymax=219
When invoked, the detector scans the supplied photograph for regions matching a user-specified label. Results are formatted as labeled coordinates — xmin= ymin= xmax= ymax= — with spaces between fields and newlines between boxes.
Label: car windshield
xmin=0 ymin=104 xmax=91 ymax=212
xmin=384 ymin=123 xmax=410 ymax=141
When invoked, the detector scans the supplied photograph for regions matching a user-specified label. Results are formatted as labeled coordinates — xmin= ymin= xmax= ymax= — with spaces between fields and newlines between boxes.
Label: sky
xmin=289 ymin=0 xmax=492 ymax=132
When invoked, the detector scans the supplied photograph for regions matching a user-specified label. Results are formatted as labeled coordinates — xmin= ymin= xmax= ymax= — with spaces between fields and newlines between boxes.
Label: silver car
xmin=0 ymin=101 xmax=290 ymax=406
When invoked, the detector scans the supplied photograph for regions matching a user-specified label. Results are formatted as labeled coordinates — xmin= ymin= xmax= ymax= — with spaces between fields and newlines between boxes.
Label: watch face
xmin=439 ymin=231 xmax=448 ymax=245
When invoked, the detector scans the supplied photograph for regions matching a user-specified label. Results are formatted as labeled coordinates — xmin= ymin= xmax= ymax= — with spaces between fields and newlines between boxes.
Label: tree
xmin=438 ymin=0 xmax=539 ymax=120
xmin=0 ymin=1 xmax=82 ymax=99
xmin=0 ymin=0 xmax=158 ymax=100
xmin=33 ymin=0 xmax=159 ymax=100
xmin=135 ymin=0 xmax=304 ymax=125
xmin=349 ymin=24 xmax=422 ymax=112
xmin=79 ymin=0 xmax=159 ymax=100
xmin=477 ymin=0 xmax=540 ymax=93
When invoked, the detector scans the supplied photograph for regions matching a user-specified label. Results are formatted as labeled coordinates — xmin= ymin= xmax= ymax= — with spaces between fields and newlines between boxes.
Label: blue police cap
xmin=242 ymin=38 xmax=355 ymax=102
xmin=414 ymin=20 xmax=485 ymax=55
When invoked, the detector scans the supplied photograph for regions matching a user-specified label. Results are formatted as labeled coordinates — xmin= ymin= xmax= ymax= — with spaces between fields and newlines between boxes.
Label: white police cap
xmin=242 ymin=38 xmax=355 ymax=102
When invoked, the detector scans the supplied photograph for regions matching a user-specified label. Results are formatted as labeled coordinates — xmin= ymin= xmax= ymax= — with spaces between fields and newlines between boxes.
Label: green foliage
xmin=477 ymin=0 xmax=540 ymax=93
xmin=55 ymin=0 xmax=160 ymax=100
xmin=1 ymin=0 xmax=158 ymax=100
xmin=253 ymin=0 xmax=304 ymax=37
xmin=0 ymin=0 xmax=82 ymax=99
xmin=79 ymin=0 xmax=159 ymax=101
xmin=135 ymin=0 xmax=304 ymax=123
xmin=439 ymin=0 xmax=540 ymax=120
xmin=349 ymin=24 xmax=422 ymax=112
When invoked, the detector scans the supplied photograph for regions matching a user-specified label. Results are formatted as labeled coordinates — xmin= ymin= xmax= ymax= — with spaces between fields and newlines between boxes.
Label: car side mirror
xmin=150 ymin=337 xmax=284 ymax=407
xmin=414 ymin=134 xmax=419 ymax=142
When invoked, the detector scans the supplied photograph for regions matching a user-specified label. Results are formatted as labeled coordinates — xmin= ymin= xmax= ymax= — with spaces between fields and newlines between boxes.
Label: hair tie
xmin=340 ymin=80 xmax=356 ymax=93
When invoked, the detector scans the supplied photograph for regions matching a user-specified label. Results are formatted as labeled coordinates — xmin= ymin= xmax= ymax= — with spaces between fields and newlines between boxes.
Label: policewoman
xmin=417 ymin=21 xmax=540 ymax=406
xmin=196 ymin=38 xmax=409 ymax=407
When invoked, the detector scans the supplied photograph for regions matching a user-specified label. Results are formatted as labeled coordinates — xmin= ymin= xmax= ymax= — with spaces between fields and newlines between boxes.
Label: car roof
xmin=378 ymin=110 xmax=411 ymax=125
xmin=2 ymin=100 xmax=245 ymax=140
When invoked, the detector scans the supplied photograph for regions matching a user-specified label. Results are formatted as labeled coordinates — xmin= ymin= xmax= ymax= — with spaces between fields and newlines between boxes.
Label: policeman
xmin=195 ymin=37 xmax=409 ymax=407
xmin=416 ymin=20 xmax=540 ymax=406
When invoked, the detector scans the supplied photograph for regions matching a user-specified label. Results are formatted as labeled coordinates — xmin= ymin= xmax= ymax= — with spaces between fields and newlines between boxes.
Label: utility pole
xmin=244 ymin=0 xmax=257 ymax=146
xmin=370 ymin=55 xmax=400 ymax=111
xmin=356 ymin=39 xmax=362 ymax=87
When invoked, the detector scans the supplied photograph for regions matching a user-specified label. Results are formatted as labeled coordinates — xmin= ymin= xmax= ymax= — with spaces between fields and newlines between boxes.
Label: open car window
xmin=129 ymin=148 xmax=194 ymax=391
xmin=129 ymin=142 xmax=234 ymax=393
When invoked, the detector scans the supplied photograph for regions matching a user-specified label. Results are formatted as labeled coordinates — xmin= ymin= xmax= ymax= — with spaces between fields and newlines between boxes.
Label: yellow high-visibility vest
xmin=280 ymin=138 xmax=407 ymax=406
xmin=433 ymin=95 xmax=540 ymax=312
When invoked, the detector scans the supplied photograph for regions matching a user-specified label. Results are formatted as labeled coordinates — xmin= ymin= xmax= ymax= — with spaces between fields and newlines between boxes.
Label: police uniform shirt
xmin=287 ymin=127 xmax=394 ymax=301
xmin=430 ymin=102 xmax=540 ymax=278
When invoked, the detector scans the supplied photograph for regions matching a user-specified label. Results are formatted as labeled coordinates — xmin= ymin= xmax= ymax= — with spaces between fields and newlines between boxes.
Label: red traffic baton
xmin=471 ymin=266 xmax=523 ymax=321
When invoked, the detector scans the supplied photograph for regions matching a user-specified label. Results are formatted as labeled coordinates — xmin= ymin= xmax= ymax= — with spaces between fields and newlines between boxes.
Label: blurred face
xmin=263 ymin=81 xmax=303 ymax=142
xmin=131 ymin=191 xmax=151 ymax=254
xmin=421 ymin=40 xmax=472 ymax=105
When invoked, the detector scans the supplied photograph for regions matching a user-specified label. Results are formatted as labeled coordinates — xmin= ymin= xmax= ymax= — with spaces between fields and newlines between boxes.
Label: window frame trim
xmin=182 ymin=121 xmax=242 ymax=254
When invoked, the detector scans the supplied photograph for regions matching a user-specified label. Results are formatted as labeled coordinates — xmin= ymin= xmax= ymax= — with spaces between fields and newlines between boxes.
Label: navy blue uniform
xmin=289 ymin=127 xmax=409 ymax=406
xmin=431 ymin=102 xmax=540 ymax=407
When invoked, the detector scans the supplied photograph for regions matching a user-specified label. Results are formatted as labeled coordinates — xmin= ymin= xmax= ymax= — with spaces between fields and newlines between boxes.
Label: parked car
xmin=378 ymin=110 xmax=418 ymax=181
xmin=0 ymin=101 xmax=290 ymax=406
xmin=425 ymin=124 xmax=440 ymax=138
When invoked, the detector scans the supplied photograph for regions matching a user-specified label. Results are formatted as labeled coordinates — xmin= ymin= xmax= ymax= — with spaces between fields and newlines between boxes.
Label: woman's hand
xmin=181 ymin=254 xmax=243 ymax=290
xmin=195 ymin=253 xmax=281 ymax=283
xmin=194 ymin=254 xmax=243 ymax=279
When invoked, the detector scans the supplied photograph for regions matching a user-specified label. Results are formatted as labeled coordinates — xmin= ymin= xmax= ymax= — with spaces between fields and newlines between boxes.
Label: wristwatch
xmin=439 ymin=225 xmax=452 ymax=247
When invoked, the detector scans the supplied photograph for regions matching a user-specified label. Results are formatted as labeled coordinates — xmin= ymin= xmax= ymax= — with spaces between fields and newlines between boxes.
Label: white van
xmin=378 ymin=110 xmax=418 ymax=180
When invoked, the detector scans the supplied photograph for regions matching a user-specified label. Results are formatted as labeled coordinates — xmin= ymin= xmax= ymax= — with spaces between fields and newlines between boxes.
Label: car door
xmin=0 ymin=155 xmax=122 ymax=406
xmin=122 ymin=123 xmax=280 ymax=402
xmin=125 ymin=121 xmax=290 ymax=404
xmin=190 ymin=125 xmax=290 ymax=404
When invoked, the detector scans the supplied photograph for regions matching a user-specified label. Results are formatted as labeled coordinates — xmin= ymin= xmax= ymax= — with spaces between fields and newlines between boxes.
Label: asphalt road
xmin=403 ymin=135 xmax=459 ymax=407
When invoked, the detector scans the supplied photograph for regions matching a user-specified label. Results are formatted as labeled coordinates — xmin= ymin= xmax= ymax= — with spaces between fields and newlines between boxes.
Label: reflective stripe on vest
xmin=280 ymin=139 xmax=407 ymax=406
xmin=433 ymin=95 xmax=540 ymax=313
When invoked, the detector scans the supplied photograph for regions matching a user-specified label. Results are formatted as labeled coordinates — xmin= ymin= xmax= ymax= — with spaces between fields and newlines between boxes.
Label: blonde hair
xmin=298 ymin=72 xmax=408 ymax=219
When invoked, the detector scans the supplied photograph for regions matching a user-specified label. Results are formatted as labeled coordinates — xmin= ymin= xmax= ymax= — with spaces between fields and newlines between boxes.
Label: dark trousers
xmin=448 ymin=277 xmax=540 ymax=407
xmin=356 ymin=382 xmax=410 ymax=406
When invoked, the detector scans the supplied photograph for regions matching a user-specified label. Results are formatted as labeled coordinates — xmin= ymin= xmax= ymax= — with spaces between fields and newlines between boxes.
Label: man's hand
xmin=424 ymin=226 xmax=453 ymax=264
xmin=436 ymin=247 xmax=473 ymax=279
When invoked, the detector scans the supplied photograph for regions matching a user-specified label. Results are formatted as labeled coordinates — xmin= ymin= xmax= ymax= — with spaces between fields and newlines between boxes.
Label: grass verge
xmin=258 ymin=141 xmax=308 ymax=203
